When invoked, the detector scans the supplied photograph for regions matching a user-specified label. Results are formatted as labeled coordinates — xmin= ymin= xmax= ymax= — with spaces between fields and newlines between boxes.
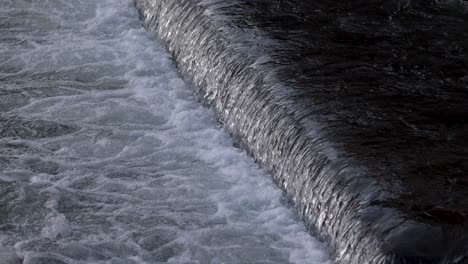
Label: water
xmin=0 ymin=0 xmax=331 ymax=263
xmin=135 ymin=0 xmax=468 ymax=263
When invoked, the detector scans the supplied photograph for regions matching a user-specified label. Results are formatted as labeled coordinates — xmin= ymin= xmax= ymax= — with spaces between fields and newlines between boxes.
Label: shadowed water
xmin=0 ymin=0 xmax=331 ymax=263
xmin=135 ymin=0 xmax=468 ymax=263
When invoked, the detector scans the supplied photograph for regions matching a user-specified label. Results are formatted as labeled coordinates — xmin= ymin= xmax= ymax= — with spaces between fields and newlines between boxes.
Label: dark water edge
xmin=134 ymin=0 xmax=468 ymax=263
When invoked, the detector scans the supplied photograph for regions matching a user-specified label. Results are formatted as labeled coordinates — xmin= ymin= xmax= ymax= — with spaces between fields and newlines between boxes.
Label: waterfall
xmin=135 ymin=0 xmax=468 ymax=263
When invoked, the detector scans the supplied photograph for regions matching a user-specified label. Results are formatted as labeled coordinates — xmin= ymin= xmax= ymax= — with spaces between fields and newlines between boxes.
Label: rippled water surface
xmin=0 ymin=0 xmax=332 ymax=263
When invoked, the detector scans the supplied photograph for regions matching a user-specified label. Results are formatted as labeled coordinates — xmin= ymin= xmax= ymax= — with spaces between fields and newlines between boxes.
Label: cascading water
xmin=0 ymin=0 xmax=332 ymax=263
xmin=135 ymin=0 xmax=468 ymax=263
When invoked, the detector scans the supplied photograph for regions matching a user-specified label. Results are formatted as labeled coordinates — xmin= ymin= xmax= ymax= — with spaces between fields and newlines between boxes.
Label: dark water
xmin=0 ymin=0 xmax=331 ymax=263
xmin=136 ymin=0 xmax=468 ymax=263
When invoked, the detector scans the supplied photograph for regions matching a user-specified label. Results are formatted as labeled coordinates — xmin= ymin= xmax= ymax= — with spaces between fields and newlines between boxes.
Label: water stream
xmin=0 ymin=0 xmax=330 ymax=263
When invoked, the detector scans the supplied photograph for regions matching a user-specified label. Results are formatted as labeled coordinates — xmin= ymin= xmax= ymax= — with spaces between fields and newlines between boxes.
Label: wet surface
xmin=136 ymin=0 xmax=468 ymax=263
xmin=218 ymin=0 xmax=468 ymax=219
xmin=0 ymin=0 xmax=331 ymax=263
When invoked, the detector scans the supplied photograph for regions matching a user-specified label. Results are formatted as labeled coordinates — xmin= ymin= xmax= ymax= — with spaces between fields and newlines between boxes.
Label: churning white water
xmin=0 ymin=0 xmax=330 ymax=263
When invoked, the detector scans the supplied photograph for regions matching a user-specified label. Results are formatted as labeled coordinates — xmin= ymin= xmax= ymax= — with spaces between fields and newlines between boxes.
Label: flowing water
xmin=0 ymin=0 xmax=331 ymax=263
xmin=135 ymin=0 xmax=468 ymax=262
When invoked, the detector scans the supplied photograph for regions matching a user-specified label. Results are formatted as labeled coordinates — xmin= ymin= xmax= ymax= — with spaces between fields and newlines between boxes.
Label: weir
xmin=135 ymin=0 xmax=468 ymax=263
xmin=0 ymin=0 xmax=331 ymax=262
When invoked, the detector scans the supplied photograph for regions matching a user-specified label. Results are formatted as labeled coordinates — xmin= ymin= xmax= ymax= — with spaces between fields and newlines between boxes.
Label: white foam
xmin=0 ymin=0 xmax=330 ymax=263
xmin=41 ymin=214 xmax=70 ymax=239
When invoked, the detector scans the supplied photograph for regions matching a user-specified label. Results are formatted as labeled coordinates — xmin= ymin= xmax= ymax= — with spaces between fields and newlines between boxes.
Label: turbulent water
xmin=0 ymin=0 xmax=331 ymax=263
xmin=135 ymin=0 xmax=468 ymax=263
